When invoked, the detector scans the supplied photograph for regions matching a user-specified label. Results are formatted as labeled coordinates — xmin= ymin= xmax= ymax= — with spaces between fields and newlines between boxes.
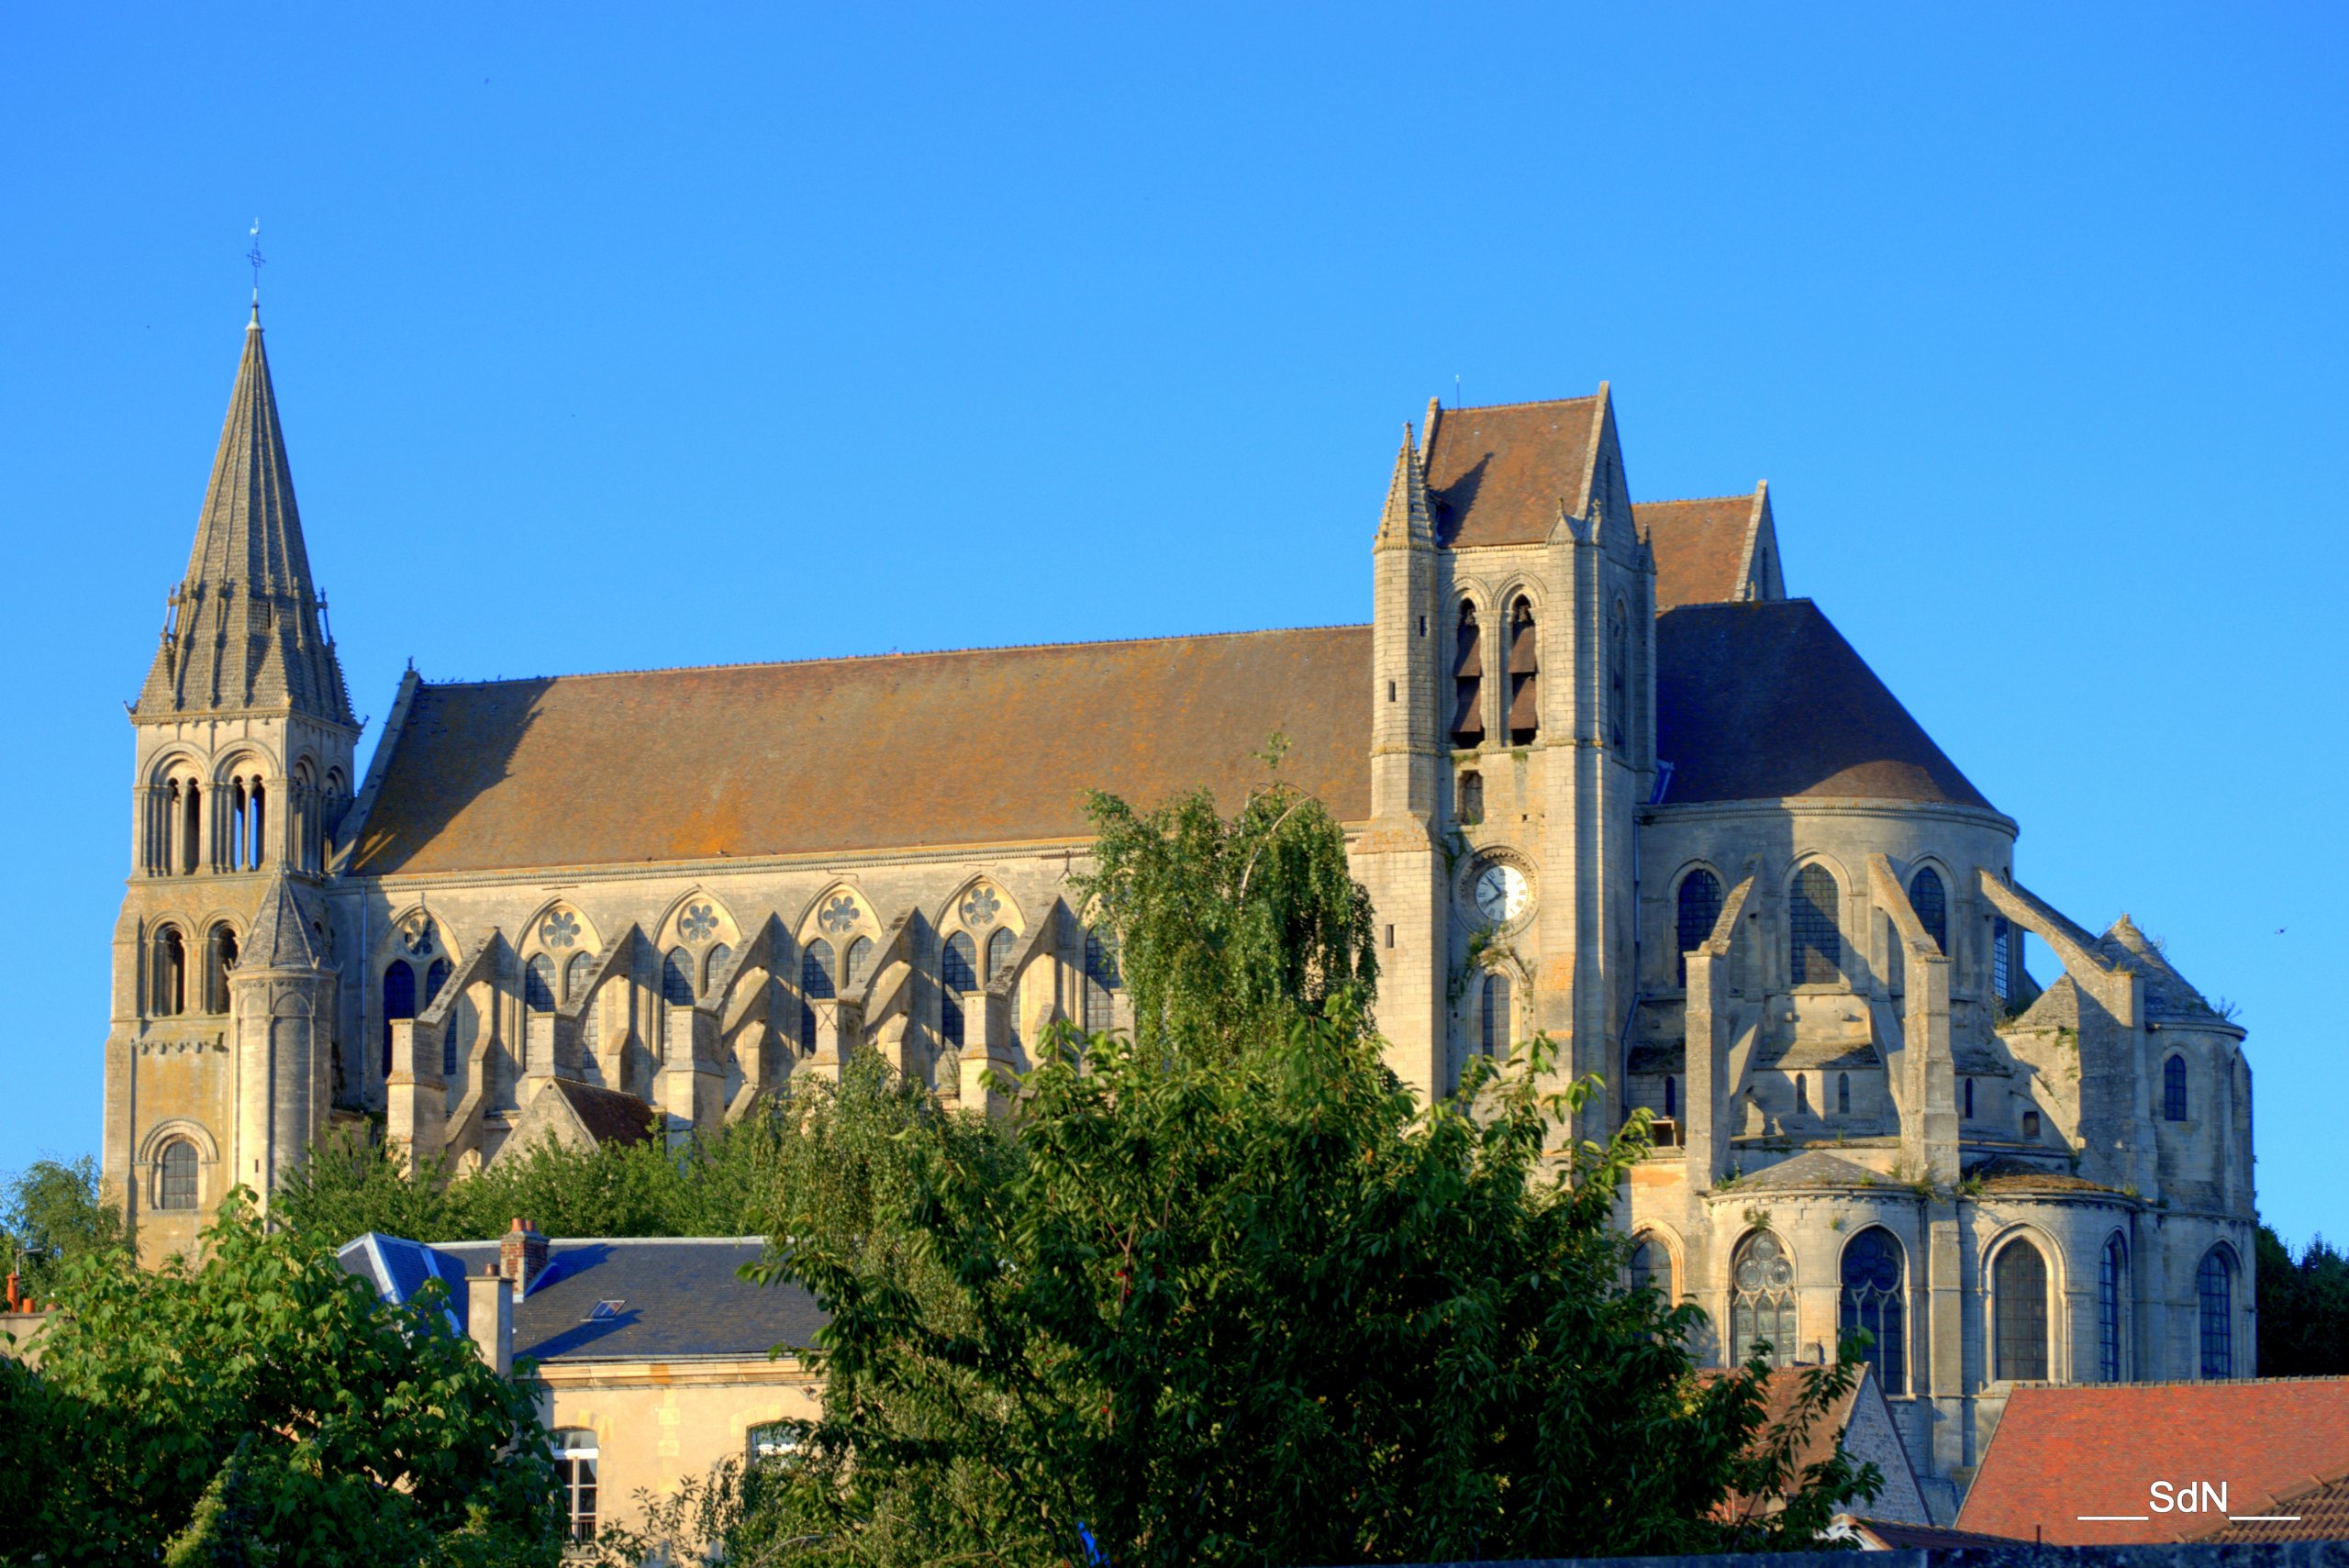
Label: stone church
xmin=103 ymin=306 xmax=2256 ymax=1516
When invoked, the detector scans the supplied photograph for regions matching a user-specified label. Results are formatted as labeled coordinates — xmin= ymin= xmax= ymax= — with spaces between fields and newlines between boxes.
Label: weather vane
xmin=247 ymin=219 xmax=265 ymax=301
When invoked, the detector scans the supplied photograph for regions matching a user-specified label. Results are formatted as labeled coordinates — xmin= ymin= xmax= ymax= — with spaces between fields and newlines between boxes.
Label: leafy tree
xmin=719 ymin=782 xmax=1876 ymax=1566
xmin=1 ymin=1154 xmax=130 ymax=1297
xmin=3 ymin=1193 xmax=562 ymax=1566
xmin=2257 ymin=1222 xmax=2349 ymax=1375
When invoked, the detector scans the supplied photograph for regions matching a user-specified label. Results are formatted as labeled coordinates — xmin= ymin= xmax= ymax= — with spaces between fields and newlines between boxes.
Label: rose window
xmin=540 ymin=911 xmax=582 ymax=950
xmin=818 ymin=895 xmax=860 ymax=934
xmin=961 ymin=885 xmax=1001 ymax=928
xmin=679 ymin=904 xmax=718 ymax=943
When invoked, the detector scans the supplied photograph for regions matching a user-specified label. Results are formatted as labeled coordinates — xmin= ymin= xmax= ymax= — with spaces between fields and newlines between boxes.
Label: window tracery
xmin=1731 ymin=1231 xmax=1798 ymax=1367
xmin=1839 ymin=1228 xmax=1907 ymax=1394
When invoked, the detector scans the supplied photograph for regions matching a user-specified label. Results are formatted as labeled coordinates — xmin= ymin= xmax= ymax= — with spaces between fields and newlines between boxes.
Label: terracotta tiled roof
xmin=1955 ymin=1378 xmax=2349 ymax=1545
xmin=351 ymin=628 xmax=1372 ymax=876
xmin=1639 ymin=494 xmax=1758 ymax=609
xmin=1654 ymin=601 xmax=1994 ymax=811
xmin=1424 ymin=396 xmax=1600 ymax=548
xmin=2195 ymin=1465 xmax=2349 ymax=1543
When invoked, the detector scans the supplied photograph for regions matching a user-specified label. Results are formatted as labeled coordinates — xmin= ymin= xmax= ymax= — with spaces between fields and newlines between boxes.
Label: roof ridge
xmin=2010 ymin=1374 xmax=2349 ymax=1392
xmin=412 ymin=623 xmax=1374 ymax=690
xmin=1445 ymin=393 xmax=1602 ymax=415
xmin=436 ymin=1235 xmax=769 ymax=1246
xmin=1635 ymin=493 xmax=1756 ymax=508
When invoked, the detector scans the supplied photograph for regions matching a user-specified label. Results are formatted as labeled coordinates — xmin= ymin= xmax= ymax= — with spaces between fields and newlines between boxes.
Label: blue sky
xmin=4 ymin=5 xmax=2343 ymax=1248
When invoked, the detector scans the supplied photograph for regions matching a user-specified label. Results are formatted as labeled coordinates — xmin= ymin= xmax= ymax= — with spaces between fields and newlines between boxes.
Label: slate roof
xmin=548 ymin=1080 xmax=659 ymax=1149
xmin=338 ymin=1234 xmax=825 ymax=1362
xmin=244 ymin=872 xmax=326 ymax=970
xmin=1424 ymin=396 xmax=1602 ymax=548
xmin=350 ymin=627 xmax=1374 ymax=875
xmin=1638 ymin=493 xmax=1760 ymax=609
xmin=1655 ymin=601 xmax=1994 ymax=810
xmin=139 ymin=309 xmax=352 ymax=725
xmin=1955 ymin=1378 xmax=2349 ymax=1546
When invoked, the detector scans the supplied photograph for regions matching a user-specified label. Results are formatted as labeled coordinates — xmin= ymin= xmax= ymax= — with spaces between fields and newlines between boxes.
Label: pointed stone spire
xmin=245 ymin=869 xmax=327 ymax=970
xmin=138 ymin=306 xmax=353 ymax=726
xmin=1375 ymin=424 xmax=1435 ymax=550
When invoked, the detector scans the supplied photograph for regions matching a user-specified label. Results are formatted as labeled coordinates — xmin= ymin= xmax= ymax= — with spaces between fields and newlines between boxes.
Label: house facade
xmin=104 ymin=307 xmax=2259 ymax=1516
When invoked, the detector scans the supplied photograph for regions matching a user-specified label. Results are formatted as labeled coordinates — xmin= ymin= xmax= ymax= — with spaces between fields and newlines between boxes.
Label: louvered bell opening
xmin=1508 ymin=626 xmax=1538 ymax=674
xmin=1507 ymin=674 xmax=1540 ymax=737
xmin=1454 ymin=639 xmax=1482 ymax=678
xmin=1452 ymin=679 xmax=1485 ymax=740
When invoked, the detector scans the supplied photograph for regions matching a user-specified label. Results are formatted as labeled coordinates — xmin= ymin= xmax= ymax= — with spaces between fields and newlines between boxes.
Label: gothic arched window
xmin=156 ymin=1139 xmax=199 ymax=1211
xmin=1510 ymin=596 xmax=1542 ymax=746
xmin=1840 ymin=1228 xmax=1908 ymax=1394
xmin=1663 ymin=1074 xmax=1676 ymax=1119
xmin=382 ymin=960 xmax=417 ymax=1076
xmin=1452 ymin=602 xmax=1484 ymax=745
xmin=443 ymin=993 xmax=473 ymax=1082
xmin=2164 ymin=1054 xmax=2188 ymax=1121
xmin=662 ymin=947 xmax=695 ymax=1006
xmin=1676 ymin=869 xmax=1722 ymax=986
xmin=1790 ymin=863 xmax=1841 ymax=984
xmin=422 ymin=956 xmax=451 ymax=1010
xmin=203 ymin=923 xmax=239 ymax=1015
xmin=1480 ymin=972 xmax=1512 ymax=1060
xmin=941 ymin=932 xmax=978 ymax=1050
xmin=1731 ymin=1231 xmax=1798 ymax=1367
xmin=985 ymin=927 xmax=1017 ymax=984
xmin=1964 ymin=1078 xmax=1976 ymax=1120
xmin=1458 ymin=770 xmax=1484 ymax=825
xmin=1990 ymin=915 xmax=2013 ymax=1002
xmin=524 ymin=954 xmax=557 ymax=1013
xmin=800 ymin=940 xmax=835 ymax=1057
xmin=705 ymin=942 xmax=733 ymax=994
xmin=562 ymin=952 xmax=596 ymax=1006
xmin=1604 ymin=597 xmax=1625 ymax=751
xmin=845 ymin=936 xmax=874 ymax=989
xmin=152 ymin=925 xmax=188 ymax=1018
xmin=1084 ymin=931 xmax=1119 ymax=1034
xmin=1909 ymin=866 xmax=1947 ymax=955
xmin=1993 ymin=1237 xmax=2050 ymax=1381
xmin=1795 ymin=1073 xmax=1811 ymax=1115
xmin=2099 ymin=1235 xmax=2127 ymax=1382
xmin=1629 ymin=1233 xmax=1672 ymax=1297
xmin=1837 ymin=1072 xmax=1851 ymax=1117
xmin=2198 ymin=1247 xmax=2234 ymax=1378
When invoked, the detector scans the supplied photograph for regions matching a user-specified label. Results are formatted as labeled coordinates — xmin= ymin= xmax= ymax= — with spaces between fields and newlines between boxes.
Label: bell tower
xmin=103 ymin=303 xmax=358 ymax=1260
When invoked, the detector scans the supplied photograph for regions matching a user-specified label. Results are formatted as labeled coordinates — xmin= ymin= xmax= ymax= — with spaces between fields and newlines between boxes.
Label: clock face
xmin=1472 ymin=862 xmax=1531 ymax=925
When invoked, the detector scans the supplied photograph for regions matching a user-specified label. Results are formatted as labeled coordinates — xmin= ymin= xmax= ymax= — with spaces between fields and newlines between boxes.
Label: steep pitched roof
xmin=244 ymin=872 xmax=326 ymax=970
xmin=350 ymin=627 xmax=1372 ymax=876
xmin=1654 ymin=601 xmax=1994 ymax=810
xmin=339 ymin=1235 xmax=825 ymax=1362
xmin=1955 ymin=1378 xmax=2349 ymax=1545
xmin=489 ymin=1079 xmax=658 ymax=1168
xmin=138 ymin=307 xmax=351 ymax=725
xmin=2096 ymin=917 xmax=2232 ymax=1027
xmin=1423 ymin=395 xmax=1601 ymax=548
xmin=1637 ymin=488 xmax=1775 ymax=609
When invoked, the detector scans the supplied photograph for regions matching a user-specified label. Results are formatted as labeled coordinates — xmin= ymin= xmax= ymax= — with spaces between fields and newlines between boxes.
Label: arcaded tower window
xmin=1675 ymin=869 xmax=1723 ymax=986
xmin=1789 ymin=863 xmax=1842 ymax=984
xmin=1839 ymin=1228 xmax=1908 ymax=1394
xmin=1993 ymin=1238 xmax=2049 ymax=1381
xmin=1452 ymin=602 xmax=1484 ymax=746
xmin=2198 ymin=1248 xmax=2234 ymax=1378
xmin=1908 ymin=866 xmax=1947 ymax=955
xmin=151 ymin=925 xmax=188 ymax=1017
xmin=203 ymin=923 xmax=239 ymax=1015
xmin=1457 ymin=770 xmax=1484 ymax=825
xmin=1508 ymin=596 xmax=1541 ymax=746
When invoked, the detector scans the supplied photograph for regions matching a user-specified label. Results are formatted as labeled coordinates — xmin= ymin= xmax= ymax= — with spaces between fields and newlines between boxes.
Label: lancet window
xmin=662 ymin=947 xmax=696 ymax=1006
xmin=1629 ymin=1233 xmax=1671 ymax=1297
xmin=2198 ymin=1248 xmax=2234 ymax=1378
xmin=2164 ymin=1054 xmax=2188 ymax=1121
xmin=1730 ymin=1231 xmax=1798 ymax=1367
xmin=1909 ymin=866 xmax=1947 ymax=955
xmin=382 ymin=960 xmax=417 ymax=1076
xmin=845 ymin=937 xmax=874 ymax=990
xmin=985 ymin=927 xmax=1017 ymax=984
xmin=1993 ymin=1237 xmax=2050 ymax=1381
xmin=1480 ymin=972 xmax=1512 ymax=1060
xmin=1789 ymin=863 xmax=1842 ymax=984
xmin=1084 ymin=931 xmax=1120 ymax=1034
xmin=2098 ymin=1236 xmax=2127 ymax=1382
xmin=1676 ymin=869 xmax=1723 ymax=986
xmin=800 ymin=940 xmax=836 ymax=1056
xmin=1451 ymin=602 xmax=1484 ymax=745
xmin=941 ymin=931 xmax=978 ymax=1050
xmin=1839 ymin=1228 xmax=1907 ymax=1394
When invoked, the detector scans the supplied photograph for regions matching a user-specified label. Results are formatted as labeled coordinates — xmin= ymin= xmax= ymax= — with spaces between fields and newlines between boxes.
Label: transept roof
xmin=137 ymin=306 xmax=351 ymax=726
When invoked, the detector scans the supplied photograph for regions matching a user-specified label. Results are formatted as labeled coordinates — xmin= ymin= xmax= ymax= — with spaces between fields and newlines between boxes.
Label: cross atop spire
xmin=137 ymin=311 xmax=352 ymax=726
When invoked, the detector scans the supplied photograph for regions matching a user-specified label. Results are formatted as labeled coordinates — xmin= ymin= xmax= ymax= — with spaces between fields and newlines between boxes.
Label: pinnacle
xmin=1375 ymin=423 xmax=1434 ymax=549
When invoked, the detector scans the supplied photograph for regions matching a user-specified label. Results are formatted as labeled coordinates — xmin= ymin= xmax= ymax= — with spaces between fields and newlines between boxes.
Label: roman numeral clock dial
xmin=1471 ymin=860 xmax=1531 ymax=925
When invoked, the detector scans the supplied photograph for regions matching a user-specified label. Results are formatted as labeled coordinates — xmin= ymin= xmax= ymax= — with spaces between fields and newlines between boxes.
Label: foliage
xmin=707 ymin=784 xmax=1877 ymax=1566
xmin=2256 ymin=1222 xmax=2349 ymax=1375
xmin=0 ymin=1193 xmax=562 ymax=1567
xmin=1074 ymin=762 xmax=1378 ymax=1060
xmin=274 ymin=1103 xmax=796 ymax=1250
xmin=1 ymin=1154 xmax=129 ymax=1298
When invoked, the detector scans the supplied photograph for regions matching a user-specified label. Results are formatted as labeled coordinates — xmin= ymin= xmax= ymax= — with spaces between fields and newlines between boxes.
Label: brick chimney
xmin=467 ymin=1268 xmax=513 ymax=1377
xmin=499 ymin=1218 xmax=549 ymax=1301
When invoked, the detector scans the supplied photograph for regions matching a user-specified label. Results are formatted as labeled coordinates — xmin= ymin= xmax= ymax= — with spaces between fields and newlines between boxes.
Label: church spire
xmin=138 ymin=306 xmax=352 ymax=726
xmin=1375 ymin=424 xmax=1435 ymax=550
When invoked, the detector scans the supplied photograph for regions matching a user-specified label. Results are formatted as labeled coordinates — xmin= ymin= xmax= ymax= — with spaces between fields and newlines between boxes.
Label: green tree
xmin=2257 ymin=1222 xmax=2349 ymax=1376
xmin=1 ymin=1154 xmax=130 ymax=1298
xmin=722 ymin=782 xmax=1876 ymax=1566
xmin=5 ymin=1192 xmax=562 ymax=1566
